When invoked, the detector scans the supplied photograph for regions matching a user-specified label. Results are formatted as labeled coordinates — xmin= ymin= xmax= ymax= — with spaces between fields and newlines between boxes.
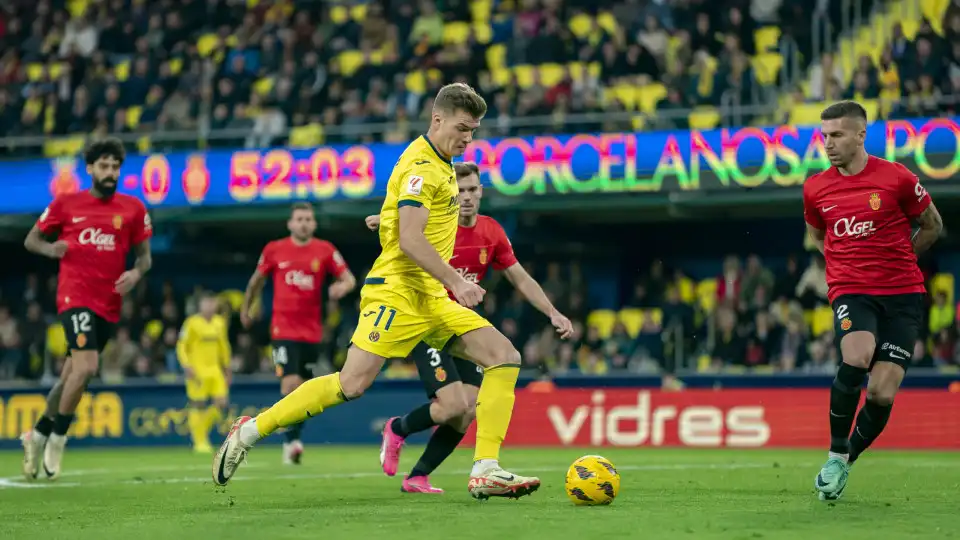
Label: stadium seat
xmin=349 ymin=3 xmax=366 ymax=21
xmin=46 ymin=323 xmax=67 ymax=358
xmin=676 ymin=277 xmax=695 ymax=304
xmin=485 ymin=44 xmax=507 ymax=70
xmin=688 ymin=107 xmax=720 ymax=130
xmin=920 ymin=0 xmax=950 ymax=35
xmin=645 ymin=308 xmax=663 ymax=326
xmin=470 ymin=0 xmax=492 ymax=21
xmin=48 ymin=63 xmax=65 ymax=80
xmin=443 ymin=21 xmax=471 ymax=45
xmin=609 ymin=84 xmax=636 ymax=110
xmin=803 ymin=309 xmax=815 ymax=329
xmin=586 ymin=309 xmax=617 ymax=339
xmin=751 ymin=53 xmax=783 ymax=86
xmin=789 ymin=102 xmax=823 ymax=126
xmin=338 ymin=50 xmax=365 ymax=77
xmin=514 ymin=65 xmax=536 ymax=88
xmin=754 ymin=26 xmax=781 ymax=53
xmin=636 ymin=84 xmax=667 ymax=115
xmin=618 ymin=308 xmax=644 ymax=338
xmin=539 ymin=63 xmax=565 ymax=87
xmin=289 ymin=123 xmax=323 ymax=147
xmin=860 ymin=99 xmax=879 ymax=122
xmin=752 ymin=365 xmax=776 ymax=374
xmin=404 ymin=71 xmax=427 ymax=94
xmin=595 ymin=11 xmax=618 ymax=35
xmin=473 ymin=22 xmax=493 ymax=44
xmin=114 ymin=59 xmax=131 ymax=82
xmin=811 ymin=306 xmax=835 ymax=337
xmin=126 ymin=106 xmax=143 ymax=130
xmin=136 ymin=136 xmax=151 ymax=154
xmin=695 ymin=279 xmax=717 ymax=312
xmin=631 ymin=115 xmax=646 ymax=130
xmin=491 ymin=66 xmax=512 ymax=87
xmin=43 ymin=136 xmax=86 ymax=158
xmin=26 ymin=63 xmax=45 ymax=82
xmin=169 ymin=57 xmax=184 ymax=75
xmin=196 ymin=33 xmax=220 ymax=57
xmin=67 ymin=0 xmax=90 ymax=18
xmin=568 ymin=14 xmax=593 ymax=39
xmin=253 ymin=77 xmax=274 ymax=97
xmin=329 ymin=5 xmax=349 ymax=24
xmin=932 ymin=273 xmax=956 ymax=304
xmin=219 ymin=289 xmax=245 ymax=312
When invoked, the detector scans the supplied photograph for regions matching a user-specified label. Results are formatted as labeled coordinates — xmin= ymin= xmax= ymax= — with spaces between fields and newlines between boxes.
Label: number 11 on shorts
xmin=374 ymin=305 xmax=397 ymax=331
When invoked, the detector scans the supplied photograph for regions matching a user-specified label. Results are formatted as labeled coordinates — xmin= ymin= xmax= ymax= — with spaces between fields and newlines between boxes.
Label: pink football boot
xmin=379 ymin=417 xmax=405 ymax=477
xmin=401 ymin=475 xmax=444 ymax=494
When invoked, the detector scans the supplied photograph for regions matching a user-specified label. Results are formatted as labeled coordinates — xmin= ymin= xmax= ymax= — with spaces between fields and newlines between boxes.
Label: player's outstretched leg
xmin=212 ymin=347 xmax=384 ymax=486
xmin=43 ymin=351 xmax=99 ymax=480
xmin=22 ymin=367 xmax=68 ymax=480
xmin=448 ymin=328 xmax=539 ymax=500
xmin=815 ymin=331 xmax=871 ymax=500
xmin=848 ymin=362 xmax=902 ymax=465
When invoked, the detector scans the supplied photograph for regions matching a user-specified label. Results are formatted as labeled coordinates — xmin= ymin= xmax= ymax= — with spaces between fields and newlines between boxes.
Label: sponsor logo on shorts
xmin=368 ymin=331 xmax=380 ymax=342
xmin=434 ymin=366 xmax=447 ymax=382
xmin=869 ymin=193 xmax=882 ymax=211
xmin=76 ymin=333 xmax=87 ymax=348
xmin=840 ymin=318 xmax=852 ymax=331
xmin=881 ymin=342 xmax=912 ymax=361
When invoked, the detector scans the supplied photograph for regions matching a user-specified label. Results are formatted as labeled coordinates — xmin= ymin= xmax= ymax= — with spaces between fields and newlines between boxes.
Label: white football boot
xmin=20 ymin=430 xmax=47 ymax=480
xmin=42 ymin=434 xmax=67 ymax=480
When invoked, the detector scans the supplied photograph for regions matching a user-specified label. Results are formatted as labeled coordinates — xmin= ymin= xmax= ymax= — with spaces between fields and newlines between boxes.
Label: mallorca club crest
xmin=840 ymin=318 xmax=853 ymax=331
xmin=434 ymin=366 xmax=447 ymax=382
xmin=50 ymin=159 xmax=82 ymax=197
xmin=113 ymin=215 xmax=123 ymax=229
xmin=479 ymin=248 xmax=488 ymax=265
xmin=869 ymin=193 xmax=882 ymax=211
xmin=311 ymin=258 xmax=320 ymax=272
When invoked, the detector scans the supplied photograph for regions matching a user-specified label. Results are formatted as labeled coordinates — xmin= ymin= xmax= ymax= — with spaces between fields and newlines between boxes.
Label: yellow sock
xmin=256 ymin=372 xmax=346 ymax=438
xmin=188 ymin=408 xmax=209 ymax=448
xmin=474 ymin=364 xmax=520 ymax=462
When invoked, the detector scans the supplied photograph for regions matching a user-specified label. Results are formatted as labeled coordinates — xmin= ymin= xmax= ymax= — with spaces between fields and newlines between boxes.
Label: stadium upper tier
xmin=0 ymin=0 xmax=956 ymax=157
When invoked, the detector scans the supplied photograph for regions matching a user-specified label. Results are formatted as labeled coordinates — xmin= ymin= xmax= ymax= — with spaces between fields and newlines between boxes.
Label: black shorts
xmin=832 ymin=293 xmax=924 ymax=370
xmin=411 ymin=341 xmax=484 ymax=398
xmin=272 ymin=340 xmax=321 ymax=379
xmin=59 ymin=307 xmax=116 ymax=353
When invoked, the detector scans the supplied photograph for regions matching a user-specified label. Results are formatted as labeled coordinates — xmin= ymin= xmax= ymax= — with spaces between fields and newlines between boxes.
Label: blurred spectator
xmin=101 ymin=327 xmax=141 ymax=381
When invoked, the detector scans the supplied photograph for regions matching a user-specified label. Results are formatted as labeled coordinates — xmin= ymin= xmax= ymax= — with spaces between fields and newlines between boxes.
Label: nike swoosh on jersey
xmin=72 ymin=217 xmax=87 ymax=223
xmin=822 ymin=205 xmax=838 ymax=212
xmin=279 ymin=262 xmax=291 ymax=268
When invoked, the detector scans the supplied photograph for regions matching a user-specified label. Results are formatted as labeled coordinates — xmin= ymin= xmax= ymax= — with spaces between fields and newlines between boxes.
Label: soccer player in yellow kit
xmin=178 ymin=293 xmax=231 ymax=453
xmin=213 ymin=83 xmax=539 ymax=499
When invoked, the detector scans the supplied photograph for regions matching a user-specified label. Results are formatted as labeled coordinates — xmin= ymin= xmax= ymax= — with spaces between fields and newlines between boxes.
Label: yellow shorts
xmin=186 ymin=374 xmax=228 ymax=403
xmin=351 ymin=283 xmax=491 ymax=359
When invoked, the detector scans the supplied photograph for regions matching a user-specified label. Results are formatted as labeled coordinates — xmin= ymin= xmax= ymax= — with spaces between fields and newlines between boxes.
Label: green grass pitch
xmin=0 ymin=446 xmax=957 ymax=539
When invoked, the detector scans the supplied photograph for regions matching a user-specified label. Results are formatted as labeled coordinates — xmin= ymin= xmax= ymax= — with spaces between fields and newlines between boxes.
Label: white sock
xmin=471 ymin=459 xmax=498 ymax=476
xmin=48 ymin=433 xmax=66 ymax=446
xmin=238 ymin=419 xmax=260 ymax=446
xmin=828 ymin=451 xmax=849 ymax=463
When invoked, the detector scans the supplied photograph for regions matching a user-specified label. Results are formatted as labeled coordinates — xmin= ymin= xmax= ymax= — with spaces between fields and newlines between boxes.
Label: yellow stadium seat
xmin=26 ymin=63 xmax=45 ymax=82
xmin=588 ymin=62 xmax=601 ymax=78
xmin=514 ymin=65 xmax=536 ymax=88
xmin=369 ymin=50 xmax=385 ymax=65
xmin=253 ymin=77 xmax=274 ymax=97
xmin=402 ymin=71 xmax=425 ymax=94
xmin=491 ymin=66 xmax=512 ymax=86
xmin=754 ymin=26 xmax=781 ymax=53
xmin=114 ymin=60 xmax=131 ymax=82
xmin=196 ymin=34 xmax=219 ymax=57
xmin=812 ymin=306 xmax=835 ymax=337
xmin=289 ymin=124 xmax=323 ymax=148
xmin=618 ymin=308 xmax=644 ymax=338
xmin=137 ymin=136 xmax=151 ymax=153
xmin=338 ymin=50 xmax=365 ymax=77
xmin=631 ymin=115 xmax=646 ymax=130
xmin=645 ymin=308 xmax=663 ymax=326
xmin=145 ymin=319 xmax=164 ymax=340
xmin=920 ymin=0 xmax=950 ymax=35
xmin=752 ymin=365 xmax=776 ymax=374
xmin=751 ymin=53 xmax=783 ymax=85
xmin=470 ymin=0 xmax=492 ymax=21
xmin=43 ymin=136 xmax=86 ymax=158
xmin=676 ymin=277 xmax=695 ymax=304
xmin=697 ymin=354 xmax=713 ymax=372
xmin=350 ymin=3 xmax=366 ymax=21
xmin=636 ymin=83 xmax=667 ymax=114
xmin=219 ymin=289 xmax=245 ymax=312
xmin=168 ymin=57 xmax=184 ymax=75
xmin=688 ymin=106 xmax=720 ymax=130
xmin=595 ymin=11 xmax=618 ymax=35
xmin=330 ymin=5 xmax=349 ymax=24
xmin=568 ymin=14 xmax=593 ymax=39
xmin=485 ymin=44 xmax=506 ymax=69
xmin=932 ymin=273 xmax=955 ymax=304
xmin=803 ymin=309 xmax=815 ymax=329
xmin=473 ymin=22 xmax=492 ymax=44
xmin=46 ymin=323 xmax=67 ymax=358
xmin=443 ymin=21 xmax=471 ymax=44
xmin=696 ymin=279 xmax=717 ymax=312
xmin=125 ymin=106 xmax=142 ymax=129
xmin=48 ymin=63 xmax=65 ymax=79
xmin=567 ymin=62 xmax=587 ymax=80
xmin=789 ymin=102 xmax=824 ymax=126
xmin=586 ymin=309 xmax=617 ymax=339
xmin=610 ymin=84 xmax=635 ymax=110
xmin=539 ymin=63 xmax=565 ymax=86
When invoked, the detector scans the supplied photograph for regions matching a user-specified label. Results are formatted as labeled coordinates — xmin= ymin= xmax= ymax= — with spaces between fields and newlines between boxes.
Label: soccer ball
xmin=565 ymin=455 xmax=620 ymax=506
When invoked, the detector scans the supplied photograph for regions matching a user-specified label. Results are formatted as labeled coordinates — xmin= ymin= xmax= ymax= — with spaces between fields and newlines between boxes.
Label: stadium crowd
xmin=0 ymin=251 xmax=956 ymax=383
xmin=0 ymin=0 xmax=957 ymax=153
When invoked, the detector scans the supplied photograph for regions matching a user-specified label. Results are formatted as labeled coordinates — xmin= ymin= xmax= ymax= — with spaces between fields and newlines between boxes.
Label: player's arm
xmin=398 ymin=204 xmax=463 ymax=289
xmin=802 ymin=181 xmax=826 ymax=254
xmin=217 ymin=320 xmax=232 ymax=372
xmin=502 ymin=263 xmax=574 ymax=338
xmin=327 ymin=247 xmax=357 ymax=300
xmin=912 ymin=203 xmax=942 ymax=254
xmin=242 ymin=245 xmax=273 ymax=326
xmin=806 ymin=224 xmax=825 ymax=254
xmin=176 ymin=319 xmax=195 ymax=378
xmin=25 ymin=201 xmax=67 ymax=259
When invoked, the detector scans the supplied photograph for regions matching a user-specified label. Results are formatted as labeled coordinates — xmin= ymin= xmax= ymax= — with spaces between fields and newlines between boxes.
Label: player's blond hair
xmin=434 ymin=83 xmax=487 ymax=119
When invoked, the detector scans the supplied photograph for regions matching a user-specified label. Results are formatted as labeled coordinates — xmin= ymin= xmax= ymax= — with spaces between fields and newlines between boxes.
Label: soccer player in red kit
xmin=803 ymin=101 xmax=943 ymax=501
xmin=21 ymin=138 xmax=153 ymax=480
xmin=240 ymin=202 xmax=356 ymax=464
xmin=366 ymin=162 xmax=573 ymax=494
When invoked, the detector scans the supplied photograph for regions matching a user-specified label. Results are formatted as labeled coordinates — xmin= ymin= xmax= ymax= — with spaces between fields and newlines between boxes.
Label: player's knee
xmin=865 ymin=385 xmax=897 ymax=406
xmin=70 ymin=356 xmax=98 ymax=380
xmin=337 ymin=372 xmax=372 ymax=400
xmin=489 ymin=344 xmax=521 ymax=367
xmin=434 ymin=395 xmax=471 ymax=425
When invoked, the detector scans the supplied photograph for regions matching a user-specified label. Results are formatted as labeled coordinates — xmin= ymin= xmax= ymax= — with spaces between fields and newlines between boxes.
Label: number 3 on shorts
xmin=373 ymin=305 xmax=397 ymax=331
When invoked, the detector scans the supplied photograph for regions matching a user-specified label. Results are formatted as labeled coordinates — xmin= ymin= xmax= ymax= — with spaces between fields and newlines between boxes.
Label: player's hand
xmin=183 ymin=367 xmax=195 ymax=381
xmin=450 ymin=279 xmax=485 ymax=308
xmin=328 ymin=281 xmax=351 ymax=300
xmin=240 ymin=311 xmax=254 ymax=329
xmin=114 ymin=268 xmax=142 ymax=295
xmin=550 ymin=311 xmax=574 ymax=339
xmin=365 ymin=214 xmax=381 ymax=231
xmin=46 ymin=240 xmax=68 ymax=259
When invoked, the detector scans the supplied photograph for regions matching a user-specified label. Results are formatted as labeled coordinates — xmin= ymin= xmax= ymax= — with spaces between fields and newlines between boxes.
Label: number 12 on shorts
xmin=72 ymin=312 xmax=92 ymax=333
xmin=373 ymin=305 xmax=397 ymax=331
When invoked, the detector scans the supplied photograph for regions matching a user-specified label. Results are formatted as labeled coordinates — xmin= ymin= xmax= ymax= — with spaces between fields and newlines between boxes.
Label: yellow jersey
xmin=176 ymin=314 xmax=231 ymax=376
xmin=367 ymin=135 xmax=458 ymax=297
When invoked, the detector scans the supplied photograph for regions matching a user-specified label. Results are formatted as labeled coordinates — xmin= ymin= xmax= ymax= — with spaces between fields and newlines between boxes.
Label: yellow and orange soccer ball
xmin=564 ymin=455 xmax=621 ymax=506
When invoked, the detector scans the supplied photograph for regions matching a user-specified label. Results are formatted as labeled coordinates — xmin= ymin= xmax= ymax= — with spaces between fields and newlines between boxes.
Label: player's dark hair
xmin=84 ymin=137 xmax=126 ymax=165
xmin=290 ymin=202 xmax=314 ymax=215
xmin=455 ymin=162 xmax=480 ymax=179
xmin=820 ymin=101 xmax=867 ymax=122
xmin=434 ymin=83 xmax=487 ymax=119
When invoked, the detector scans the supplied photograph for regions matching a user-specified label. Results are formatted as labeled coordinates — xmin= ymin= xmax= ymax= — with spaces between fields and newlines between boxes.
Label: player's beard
xmin=94 ymin=177 xmax=119 ymax=197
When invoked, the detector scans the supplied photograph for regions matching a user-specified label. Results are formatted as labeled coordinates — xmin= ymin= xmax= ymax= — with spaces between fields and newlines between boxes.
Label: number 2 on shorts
xmin=373 ymin=305 xmax=397 ymax=331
